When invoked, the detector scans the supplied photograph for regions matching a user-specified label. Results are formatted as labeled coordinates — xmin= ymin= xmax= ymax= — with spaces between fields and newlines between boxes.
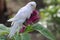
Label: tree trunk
xmin=0 ymin=0 xmax=8 ymax=26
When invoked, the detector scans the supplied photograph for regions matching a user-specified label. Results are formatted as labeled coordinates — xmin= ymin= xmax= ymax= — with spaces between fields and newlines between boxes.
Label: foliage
xmin=40 ymin=0 xmax=60 ymax=39
xmin=0 ymin=23 xmax=56 ymax=40
xmin=33 ymin=23 xmax=56 ymax=40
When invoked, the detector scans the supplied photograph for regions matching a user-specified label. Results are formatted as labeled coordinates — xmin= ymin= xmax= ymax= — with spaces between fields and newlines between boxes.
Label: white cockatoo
xmin=8 ymin=1 xmax=36 ymax=38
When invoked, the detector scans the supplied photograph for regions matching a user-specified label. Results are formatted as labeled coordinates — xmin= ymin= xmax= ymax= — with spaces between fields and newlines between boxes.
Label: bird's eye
xmin=31 ymin=4 xmax=34 ymax=6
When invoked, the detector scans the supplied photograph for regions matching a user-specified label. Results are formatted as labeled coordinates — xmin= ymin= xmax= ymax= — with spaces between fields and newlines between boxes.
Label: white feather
xmin=8 ymin=1 xmax=36 ymax=38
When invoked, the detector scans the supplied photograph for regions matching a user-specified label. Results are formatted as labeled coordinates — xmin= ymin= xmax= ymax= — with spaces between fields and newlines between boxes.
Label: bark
xmin=0 ymin=0 xmax=9 ymax=26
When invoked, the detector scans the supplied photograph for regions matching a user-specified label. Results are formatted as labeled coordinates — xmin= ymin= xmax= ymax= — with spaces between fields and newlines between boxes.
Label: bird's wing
xmin=8 ymin=5 xmax=33 ymax=22
xmin=8 ymin=7 xmax=28 ymax=22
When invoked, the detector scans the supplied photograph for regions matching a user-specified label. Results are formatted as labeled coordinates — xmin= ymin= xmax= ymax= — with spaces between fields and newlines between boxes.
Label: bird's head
xmin=27 ymin=1 xmax=36 ymax=8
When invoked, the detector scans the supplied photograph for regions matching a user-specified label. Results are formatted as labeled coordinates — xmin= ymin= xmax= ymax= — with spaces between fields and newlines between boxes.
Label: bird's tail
xmin=8 ymin=22 xmax=22 ymax=38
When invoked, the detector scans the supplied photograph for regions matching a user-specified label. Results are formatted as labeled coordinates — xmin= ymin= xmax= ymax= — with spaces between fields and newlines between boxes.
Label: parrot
xmin=7 ymin=1 xmax=36 ymax=38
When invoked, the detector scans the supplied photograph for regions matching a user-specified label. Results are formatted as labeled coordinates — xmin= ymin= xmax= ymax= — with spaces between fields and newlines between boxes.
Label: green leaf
xmin=0 ymin=24 xmax=8 ymax=30
xmin=33 ymin=23 xmax=56 ymax=40
xmin=0 ymin=24 xmax=9 ymax=36
xmin=20 ymin=33 xmax=31 ymax=40
xmin=0 ymin=24 xmax=9 ymax=40
xmin=0 ymin=31 xmax=9 ymax=40
xmin=0 ymin=24 xmax=10 ymax=35
xmin=0 ymin=24 xmax=9 ymax=31
xmin=0 ymin=35 xmax=7 ymax=40
xmin=13 ymin=33 xmax=21 ymax=40
xmin=14 ymin=33 xmax=31 ymax=40
xmin=25 ymin=25 xmax=33 ymax=33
